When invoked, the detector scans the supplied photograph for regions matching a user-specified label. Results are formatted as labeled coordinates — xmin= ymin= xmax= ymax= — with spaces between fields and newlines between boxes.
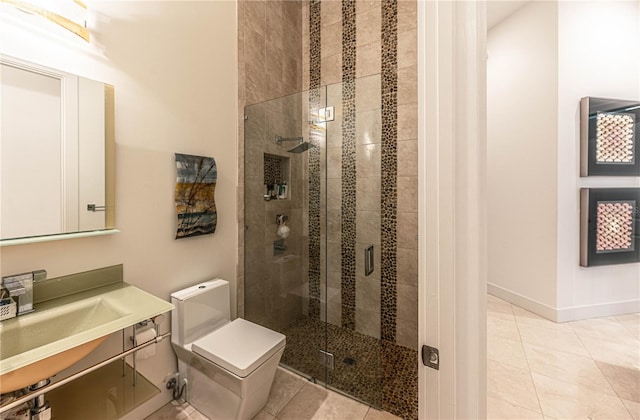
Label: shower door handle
xmin=364 ymin=245 xmax=374 ymax=276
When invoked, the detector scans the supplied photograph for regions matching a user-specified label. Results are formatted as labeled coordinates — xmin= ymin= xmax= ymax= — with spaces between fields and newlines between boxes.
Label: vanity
xmin=0 ymin=265 xmax=173 ymax=418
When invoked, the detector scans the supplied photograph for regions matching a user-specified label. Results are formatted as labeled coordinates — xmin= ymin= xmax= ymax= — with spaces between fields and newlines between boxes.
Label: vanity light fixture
xmin=0 ymin=0 xmax=90 ymax=42
xmin=581 ymin=97 xmax=640 ymax=176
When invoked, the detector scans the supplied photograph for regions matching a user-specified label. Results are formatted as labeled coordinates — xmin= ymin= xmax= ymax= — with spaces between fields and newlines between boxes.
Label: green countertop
xmin=0 ymin=282 xmax=173 ymax=376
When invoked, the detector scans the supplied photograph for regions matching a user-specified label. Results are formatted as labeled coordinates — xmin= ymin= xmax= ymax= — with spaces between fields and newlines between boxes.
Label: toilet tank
xmin=171 ymin=279 xmax=231 ymax=346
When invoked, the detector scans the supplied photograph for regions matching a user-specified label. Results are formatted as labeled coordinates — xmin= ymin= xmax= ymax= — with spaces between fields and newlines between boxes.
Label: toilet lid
xmin=192 ymin=318 xmax=286 ymax=378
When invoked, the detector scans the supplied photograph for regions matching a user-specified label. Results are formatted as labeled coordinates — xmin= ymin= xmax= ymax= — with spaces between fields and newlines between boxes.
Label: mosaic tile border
xmin=341 ymin=0 xmax=357 ymax=330
xmin=380 ymin=0 xmax=398 ymax=343
xmin=308 ymin=0 xmax=322 ymax=319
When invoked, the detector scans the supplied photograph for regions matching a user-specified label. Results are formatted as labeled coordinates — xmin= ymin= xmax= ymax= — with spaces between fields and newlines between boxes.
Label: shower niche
xmin=263 ymin=153 xmax=290 ymax=201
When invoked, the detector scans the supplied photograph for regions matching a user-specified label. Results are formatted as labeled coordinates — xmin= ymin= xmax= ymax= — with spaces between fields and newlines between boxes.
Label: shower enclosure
xmin=244 ymin=74 xmax=417 ymax=418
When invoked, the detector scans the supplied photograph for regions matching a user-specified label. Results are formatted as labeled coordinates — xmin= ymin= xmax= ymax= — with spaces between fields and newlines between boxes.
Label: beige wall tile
xmin=266 ymin=6 xmax=286 ymax=49
xmin=356 ymin=144 xmax=381 ymax=178
xmin=355 ymin=74 xmax=381 ymax=111
xmin=397 ymin=0 xmax=417 ymax=34
xmin=246 ymin=61 xmax=266 ymax=105
xmin=397 ymin=65 xmax=417 ymax=105
xmin=397 ymin=247 xmax=417 ymax=286
xmin=397 ymin=102 xmax=417 ymax=141
xmin=321 ymin=20 xmax=343 ymax=58
xmin=397 ymin=283 xmax=417 ymax=322
xmin=356 ymin=0 xmax=381 ymax=15
xmin=327 ymin=146 xmax=342 ymax=179
xmin=245 ymin=0 xmax=266 ymax=36
xmin=301 ymin=0 xmax=309 ymax=35
xmin=397 ymin=139 xmax=417 ymax=177
xmin=327 ymin=210 xmax=341 ymax=243
xmin=356 ymin=41 xmax=381 ymax=79
xmin=321 ymin=0 xmax=342 ymax=28
xmin=356 ymin=109 xmax=381 ymax=145
xmin=396 ymin=211 xmax=417 ymax=250
xmin=396 ymin=316 xmax=417 ymax=350
xmin=356 ymin=5 xmax=381 ymax=47
xmin=321 ymin=53 xmax=342 ymax=86
xmin=356 ymin=275 xmax=381 ymax=312
xmin=397 ymin=176 xmax=418 ymax=213
xmin=282 ymin=1 xmax=302 ymax=34
xmin=356 ymin=307 xmax=381 ymax=339
xmin=356 ymin=210 xmax=381 ymax=245
xmin=397 ymin=29 xmax=417 ymax=70
xmin=355 ymin=177 xmax=380 ymax=212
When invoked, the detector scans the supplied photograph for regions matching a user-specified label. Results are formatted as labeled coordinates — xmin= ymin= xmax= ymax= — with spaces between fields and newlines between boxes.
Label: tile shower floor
xmin=148 ymin=295 xmax=640 ymax=419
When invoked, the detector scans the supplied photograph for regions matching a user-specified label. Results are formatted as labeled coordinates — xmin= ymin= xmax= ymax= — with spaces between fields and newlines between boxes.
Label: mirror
xmin=0 ymin=55 xmax=115 ymax=243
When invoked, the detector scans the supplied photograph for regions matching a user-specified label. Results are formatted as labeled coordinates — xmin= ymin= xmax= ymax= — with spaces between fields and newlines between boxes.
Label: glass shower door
xmin=243 ymin=86 xmax=329 ymax=386
xmin=243 ymin=75 xmax=388 ymax=409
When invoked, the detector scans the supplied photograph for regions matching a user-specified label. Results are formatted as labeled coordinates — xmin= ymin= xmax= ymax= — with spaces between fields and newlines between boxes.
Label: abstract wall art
xmin=580 ymin=188 xmax=640 ymax=267
xmin=581 ymin=97 xmax=640 ymax=176
xmin=175 ymin=153 xmax=217 ymax=239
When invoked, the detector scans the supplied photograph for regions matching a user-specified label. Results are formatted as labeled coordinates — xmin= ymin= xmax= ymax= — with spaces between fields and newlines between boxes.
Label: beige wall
xmin=0 ymin=1 xmax=237 ymax=416
xmin=487 ymin=1 xmax=559 ymax=310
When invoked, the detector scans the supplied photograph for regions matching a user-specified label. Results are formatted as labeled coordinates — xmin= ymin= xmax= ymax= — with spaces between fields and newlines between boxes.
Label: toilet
xmin=170 ymin=279 xmax=285 ymax=420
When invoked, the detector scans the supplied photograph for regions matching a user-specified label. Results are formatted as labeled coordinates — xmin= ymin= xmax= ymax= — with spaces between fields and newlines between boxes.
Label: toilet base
xmin=178 ymin=346 xmax=284 ymax=420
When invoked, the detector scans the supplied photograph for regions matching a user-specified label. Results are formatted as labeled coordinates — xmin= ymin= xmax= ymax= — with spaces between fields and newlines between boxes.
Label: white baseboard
xmin=487 ymin=283 xmax=558 ymax=321
xmin=487 ymin=283 xmax=640 ymax=322
xmin=555 ymin=299 xmax=640 ymax=322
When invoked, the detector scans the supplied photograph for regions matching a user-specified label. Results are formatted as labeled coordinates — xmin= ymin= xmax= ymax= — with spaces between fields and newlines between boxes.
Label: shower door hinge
xmin=421 ymin=345 xmax=439 ymax=370
xmin=319 ymin=107 xmax=334 ymax=122
xmin=318 ymin=350 xmax=335 ymax=370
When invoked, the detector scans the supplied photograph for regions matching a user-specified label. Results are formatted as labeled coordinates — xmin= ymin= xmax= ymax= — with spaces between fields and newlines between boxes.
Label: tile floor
xmin=145 ymin=367 xmax=402 ymax=420
xmin=487 ymin=294 xmax=640 ymax=420
xmin=147 ymin=295 xmax=640 ymax=420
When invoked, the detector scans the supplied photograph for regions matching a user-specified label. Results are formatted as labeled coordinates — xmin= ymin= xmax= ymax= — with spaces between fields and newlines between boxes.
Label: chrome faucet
xmin=1 ymin=270 xmax=46 ymax=318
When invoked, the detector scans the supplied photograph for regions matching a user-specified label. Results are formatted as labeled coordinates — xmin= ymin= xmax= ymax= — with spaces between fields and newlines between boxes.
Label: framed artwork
xmin=580 ymin=188 xmax=640 ymax=267
xmin=175 ymin=153 xmax=217 ymax=239
xmin=581 ymin=97 xmax=640 ymax=177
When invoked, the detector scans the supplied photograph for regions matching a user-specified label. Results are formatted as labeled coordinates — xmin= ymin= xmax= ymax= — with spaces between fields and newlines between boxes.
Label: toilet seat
xmin=192 ymin=318 xmax=285 ymax=378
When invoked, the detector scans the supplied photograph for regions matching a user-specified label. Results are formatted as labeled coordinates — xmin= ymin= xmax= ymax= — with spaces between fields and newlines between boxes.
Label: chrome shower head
xmin=287 ymin=141 xmax=315 ymax=154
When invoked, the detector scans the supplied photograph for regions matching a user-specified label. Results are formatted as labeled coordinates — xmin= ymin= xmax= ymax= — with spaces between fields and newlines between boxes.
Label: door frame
xmin=417 ymin=1 xmax=488 ymax=418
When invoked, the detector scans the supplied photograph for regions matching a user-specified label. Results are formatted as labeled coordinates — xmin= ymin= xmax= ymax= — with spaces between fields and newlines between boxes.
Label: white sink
xmin=0 ymin=283 xmax=173 ymax=393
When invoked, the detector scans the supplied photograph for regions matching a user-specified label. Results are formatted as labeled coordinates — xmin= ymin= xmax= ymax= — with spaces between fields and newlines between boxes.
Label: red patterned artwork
xmin=596 ymin=201 xmax=635 ymax=252
xmin=596 ymin=113 xmax=635 ymax=164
